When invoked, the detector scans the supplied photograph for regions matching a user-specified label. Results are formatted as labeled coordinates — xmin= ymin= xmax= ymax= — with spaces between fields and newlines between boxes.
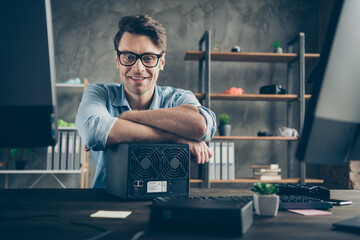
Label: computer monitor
xmin=297 ymin=0 xmax=360 ymax=164
xmin=0 ymin=0 xmax=57 ymax=148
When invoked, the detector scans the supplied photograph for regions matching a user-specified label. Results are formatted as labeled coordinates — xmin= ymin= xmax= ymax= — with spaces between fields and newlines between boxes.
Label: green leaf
xmin=249 ymin=182 xmax=279 ymax=194
xmin=10 ymin=148 xmax=18 ymax=157
xmin=219 ymin=113 xmax=230 ymax=125
xmin=272 ymin=41 xmax=281 ymax=49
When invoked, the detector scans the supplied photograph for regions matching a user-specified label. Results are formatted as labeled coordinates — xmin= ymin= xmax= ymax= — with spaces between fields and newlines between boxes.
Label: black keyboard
xmin=153 ymin=195 xmax=333 ymax=210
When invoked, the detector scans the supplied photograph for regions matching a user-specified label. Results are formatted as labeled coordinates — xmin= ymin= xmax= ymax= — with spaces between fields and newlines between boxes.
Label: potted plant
xmin=218 ymin=113 xmax=231 ymax=136
xmin=272 ymin=41 xmax=283 ymax=53
xmin=10 ymin=148 xmax=33 ymax=170
xmin=250 ymin=182 xmax=280 ymax=216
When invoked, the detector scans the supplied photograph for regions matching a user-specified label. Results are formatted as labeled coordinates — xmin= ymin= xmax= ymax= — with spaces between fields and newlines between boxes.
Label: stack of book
xmin=349 ymin=160 xmax=360 ymax=189
xmin=251 ymin=164 xmax=281 ymax=180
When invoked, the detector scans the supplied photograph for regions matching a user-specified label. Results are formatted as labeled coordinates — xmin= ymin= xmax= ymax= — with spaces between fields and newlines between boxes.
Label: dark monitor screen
xmin=297 ymin=0 xmax=360 ymax=164
xmin=0 ymin=0 xmax=57 ymax=148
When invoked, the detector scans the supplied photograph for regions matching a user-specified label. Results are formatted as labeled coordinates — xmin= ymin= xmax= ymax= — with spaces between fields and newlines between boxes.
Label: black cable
xmin=0 ymin=214 xmax=113 ymax=240
xmin=130 ymin=230 xmax=148 ymax=240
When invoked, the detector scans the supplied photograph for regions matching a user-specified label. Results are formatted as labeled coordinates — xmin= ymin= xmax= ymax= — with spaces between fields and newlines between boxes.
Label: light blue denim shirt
xmin=75 ymin=83 xmax=216 ymax=188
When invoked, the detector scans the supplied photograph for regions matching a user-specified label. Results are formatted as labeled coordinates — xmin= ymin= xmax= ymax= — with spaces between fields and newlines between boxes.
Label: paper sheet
xmin=287 ymin=209 xmax=332 ymax=216
xmin=90 ymin=210 xmax=132 ymax=218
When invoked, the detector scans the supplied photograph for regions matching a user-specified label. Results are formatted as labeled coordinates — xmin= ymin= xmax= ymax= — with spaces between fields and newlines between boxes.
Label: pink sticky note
xmin=287 ymin=209 xmax=332 ymax=216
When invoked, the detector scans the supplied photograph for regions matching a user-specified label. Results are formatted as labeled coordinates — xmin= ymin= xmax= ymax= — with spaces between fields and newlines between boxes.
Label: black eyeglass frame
xmin=116 ymin=50 xmax=164 ymax=68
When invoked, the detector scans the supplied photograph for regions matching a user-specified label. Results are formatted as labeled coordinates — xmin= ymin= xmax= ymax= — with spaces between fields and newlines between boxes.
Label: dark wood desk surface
xmin=0 ymin=188 xmax=360 ymax=240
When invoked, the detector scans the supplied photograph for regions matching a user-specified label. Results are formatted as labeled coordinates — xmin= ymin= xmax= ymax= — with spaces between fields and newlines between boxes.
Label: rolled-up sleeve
xmin=75 ymin=84 xmax=117 ymax=151
xmin=174 ymin=90 xmax=217 ymax=142
xmin=197 ymin=106 xmax=217 ymax=142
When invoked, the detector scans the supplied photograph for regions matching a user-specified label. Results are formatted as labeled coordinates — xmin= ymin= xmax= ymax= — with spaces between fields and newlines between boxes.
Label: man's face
xmin=115 ymin=32 xmax=165 ymax=98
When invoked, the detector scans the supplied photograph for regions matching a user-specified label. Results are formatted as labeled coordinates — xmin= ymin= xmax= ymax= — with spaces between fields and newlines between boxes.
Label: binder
xmin=53 ymin=132 xmax=60 ymax=170
xmin=67 ymin=131 xmax=75 ymax=170
xmin=46 ymin=145 xmax=53 ymax=170
xmin=60 ymin=132 xmax=68 ymax=170
xmin=208 ymin=142 xmax=215 ymax=180
xmin=221 ymin=142 xmax=228 ymax=180
xmin=215 ymin=142 xmax=221 ymax=180
xmin=74 ymin=134 xmax=81 ymax=170
xmin=228 ymin=142 xmax=235 ymax=180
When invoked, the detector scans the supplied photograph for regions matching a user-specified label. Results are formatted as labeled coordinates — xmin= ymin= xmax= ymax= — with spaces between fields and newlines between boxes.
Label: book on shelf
xmin=253 ymin=175 xmax=282 ymax=180
xmin=228 ymin=142 xmax=235 ymax=180
xmin=74 ymin=134 xmax=81 ymax=170
xmin=350 ymin=160 xmax=360 ymax=173
xmin=214 ymin=142 xmax=221 ymax=180
xmin=253 ymin=171 xmax=279 ymax=176
xmin=208 ymin=142 xmax=215 ymax=180
xmin=46 ymin=145 xmax=53 ymax=170
xmin=60 ymin=132 xmax=67 ymax=170
xmin=53 ymin=132 xmax=60 ymax=170
xmin=67 ymin=131 xmax=75 ymax=170
xmin=253 ymin=168 xmax=281 ymax=173
xmin=221 ymin=142 xmax=228 ymax=180
xmin=251 ymin=164 xmax=279 ymax=170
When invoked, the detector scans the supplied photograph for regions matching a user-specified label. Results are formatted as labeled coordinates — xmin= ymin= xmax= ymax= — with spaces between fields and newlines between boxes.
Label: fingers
xmin=187 ymin=141 xmax=211 ymax=165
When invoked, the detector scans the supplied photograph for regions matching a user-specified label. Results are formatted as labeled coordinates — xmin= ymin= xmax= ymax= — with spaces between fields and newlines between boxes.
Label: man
xmin=76 ymin=15 xmax=216 ymax=188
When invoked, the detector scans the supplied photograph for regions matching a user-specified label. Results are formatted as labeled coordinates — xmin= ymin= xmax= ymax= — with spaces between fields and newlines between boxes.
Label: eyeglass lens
xmin=119 ymin=52 xmax=160 ymax=67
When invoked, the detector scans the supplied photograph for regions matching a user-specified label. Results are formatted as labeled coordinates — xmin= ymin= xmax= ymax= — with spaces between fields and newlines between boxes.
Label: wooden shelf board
xmin=212 ymin=136 xmax=298 ymax=141
xmin=0 ymin=170 xmax=82 ymax=174
xmin=56 ymin=83 xmax=84 ymax=88
xmin=195 ymin=93 xmax=311 ymax=101
xmin=184 ymin=51 xmax=320 ymax=62
xmin=190 ymin=178 xmax=324 ymax=184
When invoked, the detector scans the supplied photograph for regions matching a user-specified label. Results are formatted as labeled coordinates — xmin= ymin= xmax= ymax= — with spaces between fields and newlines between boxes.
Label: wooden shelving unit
xmin=194 ymin=93 xmax=311 ymax=101
xmin=184 ymin=51 xmax=319 ymax=62
xmin=186 ymin=31 xmax=321 ymax=188
xmin=212 ymin=136 xmax=298 ymax=141
xmin=190 ymin=178 xmax=324 ymax=184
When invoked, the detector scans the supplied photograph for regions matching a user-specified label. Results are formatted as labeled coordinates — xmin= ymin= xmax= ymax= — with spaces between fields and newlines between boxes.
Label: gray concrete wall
xmin=2 ymin=0 xmax=323 ymax=188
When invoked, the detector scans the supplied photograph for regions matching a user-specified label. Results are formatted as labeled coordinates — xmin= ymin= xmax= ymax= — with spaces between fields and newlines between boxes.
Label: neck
xmin=125 ymin=87 xmax=155 ymax=110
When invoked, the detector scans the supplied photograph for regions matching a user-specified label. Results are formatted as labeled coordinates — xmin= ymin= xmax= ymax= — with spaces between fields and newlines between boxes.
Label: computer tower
xmin=106 ymin=143 xmax=190 ymax=200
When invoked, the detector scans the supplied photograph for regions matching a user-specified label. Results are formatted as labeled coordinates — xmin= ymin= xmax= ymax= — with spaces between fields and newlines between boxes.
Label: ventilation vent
xmin=161 ymin=148 xmax=189 ymax=179
xmin=130 ymin=148 xmax=161 ymax=179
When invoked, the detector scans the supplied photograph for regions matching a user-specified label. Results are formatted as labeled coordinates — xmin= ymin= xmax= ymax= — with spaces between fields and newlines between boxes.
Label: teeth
xmin=131 ymin=76 xmax=146 ymax=80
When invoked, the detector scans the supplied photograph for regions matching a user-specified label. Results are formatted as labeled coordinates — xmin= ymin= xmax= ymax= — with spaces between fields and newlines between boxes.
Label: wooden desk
xmin=0 ymin=188 xmax=359 ymax=240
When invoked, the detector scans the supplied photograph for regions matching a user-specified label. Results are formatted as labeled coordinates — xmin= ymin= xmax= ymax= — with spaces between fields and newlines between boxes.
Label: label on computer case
xmin=147 ymin=181 xmax=167 ymax=193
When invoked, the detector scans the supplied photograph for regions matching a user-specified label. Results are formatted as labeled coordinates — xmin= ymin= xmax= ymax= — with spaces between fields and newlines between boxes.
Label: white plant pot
xmin=253 ymin=193 xmax=280 ymax=216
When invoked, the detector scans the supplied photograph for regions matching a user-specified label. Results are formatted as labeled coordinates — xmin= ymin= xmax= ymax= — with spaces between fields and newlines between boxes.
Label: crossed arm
xmin=106 ymin=105 xmax=212 ymax=164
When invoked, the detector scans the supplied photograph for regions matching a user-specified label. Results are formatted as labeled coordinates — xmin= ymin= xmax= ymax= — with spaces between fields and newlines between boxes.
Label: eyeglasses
xmin=116 ymin=50 xmax=163 ymax=68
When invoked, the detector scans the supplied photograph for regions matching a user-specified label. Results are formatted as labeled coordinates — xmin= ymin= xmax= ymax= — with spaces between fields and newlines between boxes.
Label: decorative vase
xmin=253 ymin=193 xmax=279 ymax=216
xmin=273 ymin=47 xmax=283 ymax=53
xmin=219 ymin=124 xmax=231 ymax=136
xmin=15 ymin=160 xmax=27 ymax=170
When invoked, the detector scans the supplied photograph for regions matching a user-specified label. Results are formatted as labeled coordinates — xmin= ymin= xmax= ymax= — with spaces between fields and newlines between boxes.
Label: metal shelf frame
xmin=195 ymin=31 xmax=309 ymax=188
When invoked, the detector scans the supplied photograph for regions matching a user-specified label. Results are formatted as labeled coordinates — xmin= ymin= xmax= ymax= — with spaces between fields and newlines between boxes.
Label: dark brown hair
xmin=113 ymin=15 xmax=166 ymax=52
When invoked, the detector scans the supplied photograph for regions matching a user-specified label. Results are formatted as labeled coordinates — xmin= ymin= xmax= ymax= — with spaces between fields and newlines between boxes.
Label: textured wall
xmin=2 ymin=0 xmax=322 ymax=188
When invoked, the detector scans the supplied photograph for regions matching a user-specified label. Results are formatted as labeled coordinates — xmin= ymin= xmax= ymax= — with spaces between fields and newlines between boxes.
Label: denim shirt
xmin=75 ymin=83 xmax=216 ymax=188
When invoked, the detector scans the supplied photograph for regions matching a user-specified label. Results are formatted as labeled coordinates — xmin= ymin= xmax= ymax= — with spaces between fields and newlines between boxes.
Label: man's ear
xmin=159 ymin=53 xmax=165 ymax=71
xmin=115 ymin=51 xmax=120 ymax=69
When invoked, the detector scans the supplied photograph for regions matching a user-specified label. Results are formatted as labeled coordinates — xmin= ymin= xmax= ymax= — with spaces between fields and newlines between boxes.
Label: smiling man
xmin=76 ymin=15 xmax=216 ymax=188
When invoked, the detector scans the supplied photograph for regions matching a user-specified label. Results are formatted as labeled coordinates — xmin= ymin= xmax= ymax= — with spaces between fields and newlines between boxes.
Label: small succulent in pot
xmin=250 ymin=182 xmax=280 ymax=216
xmin=218 ymin=113 xmax=231 ymax=136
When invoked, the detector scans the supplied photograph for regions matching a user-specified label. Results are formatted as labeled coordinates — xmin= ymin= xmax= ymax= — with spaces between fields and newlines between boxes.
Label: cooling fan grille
xmin=130 ymin=148 xmax=161 ymax=179
xmin=161 ymin=148 xmax=188 ymax=178
xmin=129 ymin=146 xmax=189 ymax=180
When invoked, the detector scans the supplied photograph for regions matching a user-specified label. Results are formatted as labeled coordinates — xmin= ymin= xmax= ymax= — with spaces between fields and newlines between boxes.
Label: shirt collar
xmin=149 ymin=86 xmax=161 ymax=110
xmin=112 ymin=84 xmax=131 ymax=108
xmin=112 ymin=84 xmax=161 ymax=110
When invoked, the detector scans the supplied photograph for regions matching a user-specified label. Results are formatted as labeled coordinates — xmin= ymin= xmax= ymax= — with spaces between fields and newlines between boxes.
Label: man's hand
xmin=177 ymin=139 xmax=212 ymax=164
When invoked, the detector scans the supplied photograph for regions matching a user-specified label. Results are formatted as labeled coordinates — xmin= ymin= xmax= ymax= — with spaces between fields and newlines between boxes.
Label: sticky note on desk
xmin=90 ymin=210 xmax=132 ymax=218
xmin=288 ymin=209 xmax=332 ymax=216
